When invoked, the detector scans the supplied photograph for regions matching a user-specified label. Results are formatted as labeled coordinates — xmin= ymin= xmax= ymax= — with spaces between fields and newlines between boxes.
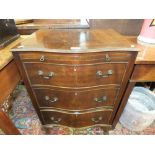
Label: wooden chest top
xmin=12 ymin=29 xmax=138 ymax=53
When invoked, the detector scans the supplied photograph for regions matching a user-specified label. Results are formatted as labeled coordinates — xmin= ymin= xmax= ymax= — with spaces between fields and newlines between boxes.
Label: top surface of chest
xmin=12 ymin=29 xmax=138 ymax=53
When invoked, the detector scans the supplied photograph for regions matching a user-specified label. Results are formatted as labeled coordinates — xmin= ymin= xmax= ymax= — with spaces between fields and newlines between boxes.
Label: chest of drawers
xmin=12 ymin=29 xmax=138 ymax=132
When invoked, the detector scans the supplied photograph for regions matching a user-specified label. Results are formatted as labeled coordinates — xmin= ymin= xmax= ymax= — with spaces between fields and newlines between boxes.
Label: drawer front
xmin=131 ymin=65 xmax=155 ymax=82
xmin=24 ymin=63 xmax=127 ymax=87
xmin=41 ymin=110 xmax=113 ymax=127
xmin=34 ymin=87 xmax=119 ymax=110
xmin=19 ymin=51 xmax=131 ymax=64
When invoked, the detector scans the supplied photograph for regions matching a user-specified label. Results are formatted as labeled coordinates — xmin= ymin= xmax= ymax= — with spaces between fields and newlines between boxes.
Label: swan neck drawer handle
xmin=45 ymin=96 xmax=58 ymax=103
xmin=96 ymin=70 xmax=113 ymax=78
xmin=105 ymin=54 xmax=111 ymax=62
xmin=50 ymin=117 xmax=62 ymax=123
xmin=94 ymin=96 xmax=107 ymax=103
xmin=91 ymin=116 xmax=103 ymax=123
xmin=38 ymin=70 xmax=55 ymax=79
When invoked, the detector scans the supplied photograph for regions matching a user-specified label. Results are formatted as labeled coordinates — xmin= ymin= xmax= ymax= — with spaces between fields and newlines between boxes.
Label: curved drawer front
xmin=34 ymin=87 xmax=119 ymax=110
xmin=41 ymin=110 xmax=113 ymax=127
xmin=20 ymin=51 xmax=131 ymax=64
xmin=24 ymin=63 xmax=127 ymax=87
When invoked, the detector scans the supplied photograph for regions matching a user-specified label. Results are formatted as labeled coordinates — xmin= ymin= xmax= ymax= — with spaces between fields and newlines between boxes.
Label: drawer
xmin=34 ymin=87 xmax=119 ymax=110
xmin=41 ymin=109 xmax=113 ymax=127
xmin=131 ymin=65 xmax=155 ymax=82
xmin=24 ymin=63 xmax=127 ymax=87
xmin=19 ymin=51 xmax=131 ymax=64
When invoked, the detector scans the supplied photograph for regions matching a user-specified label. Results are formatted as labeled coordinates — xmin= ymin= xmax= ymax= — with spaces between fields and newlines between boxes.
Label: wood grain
xmin=131 ymin=65 xmax=155 ymax=82
xmin=12 ymin=29 xmax=138 ymax=52
xmin=0 ymin=60 xmax=21 ymax=104
xmin=19 ymin=51 xmax=132 ymax=63
xmin=33 ymin=86 xmax=119 ymax=110
xmin=24 ymin=62 xmax=127 ymax=87
xmin=41 ymin=109 xmax=113 ymax=128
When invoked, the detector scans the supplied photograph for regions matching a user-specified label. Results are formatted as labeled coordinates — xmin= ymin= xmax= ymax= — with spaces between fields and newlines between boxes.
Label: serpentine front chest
xmin=12 ymin=29 xmax=138 ymax=132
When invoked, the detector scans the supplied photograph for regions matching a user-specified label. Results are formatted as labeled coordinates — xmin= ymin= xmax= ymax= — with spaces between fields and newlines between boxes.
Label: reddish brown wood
xmin=12 ymin=29 xmax=138 ymax=52
xmin=24 ymin=62 xmax=127 ymax=87
xmin=0 ymin=110 xmax=20 ymax=135
xmin=131 ymin=65 xmax=155 ymax=82
xmin=12 ymin=29 xmax=138 ymax=131
xmin=34 ymin=86 xmax=119 ymax=110
xmin=19 ymin=51 xmax=132 ymax=63
xmin=41 ymin=109 xmax=113 ymax=128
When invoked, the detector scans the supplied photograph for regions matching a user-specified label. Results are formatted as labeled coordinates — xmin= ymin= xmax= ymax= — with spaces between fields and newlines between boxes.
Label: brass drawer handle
xmin=94 ymin=96 xmax=107 ymax=103
xmin=45 ymin=96 xmax=58 ymax=103
xmin=96 ymin=70 xmax=113 ymax=78
xmin=38 ymin=70 xmax=55 ymax=79
xmin=40 ymin=55 xmax=45 ymax=62
xmin=50 ymin=117 xmax=62 ymax=123
xmin=91 ymin=116 xmax=102 ymax=123
xmin=105 ymin=54 xmax=111 ymax=62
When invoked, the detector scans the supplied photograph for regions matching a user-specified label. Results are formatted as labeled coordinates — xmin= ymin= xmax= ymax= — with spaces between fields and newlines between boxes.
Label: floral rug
xmin=4 ymin=85 xmax=155 ymax=135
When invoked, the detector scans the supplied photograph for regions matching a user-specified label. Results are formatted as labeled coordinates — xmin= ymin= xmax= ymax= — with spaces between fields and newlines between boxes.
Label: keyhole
xmin=74 ymin=67 xmax=76 ymax=71
xmin=74 ymin=111 xmax=80 ymax=117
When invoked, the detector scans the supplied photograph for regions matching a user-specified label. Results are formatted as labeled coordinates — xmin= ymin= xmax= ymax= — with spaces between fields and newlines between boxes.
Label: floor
xmin=1 ymin=84 xmax=155 ymax=135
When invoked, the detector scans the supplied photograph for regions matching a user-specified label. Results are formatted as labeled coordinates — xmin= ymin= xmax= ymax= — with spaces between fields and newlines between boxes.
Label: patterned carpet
xmin=3 ymin=84 xmax=155 ymax=135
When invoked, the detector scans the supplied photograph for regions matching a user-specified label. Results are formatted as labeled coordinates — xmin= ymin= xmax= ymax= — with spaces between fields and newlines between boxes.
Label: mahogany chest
xmin=12 ymin=29 xmax=138 ymax=132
